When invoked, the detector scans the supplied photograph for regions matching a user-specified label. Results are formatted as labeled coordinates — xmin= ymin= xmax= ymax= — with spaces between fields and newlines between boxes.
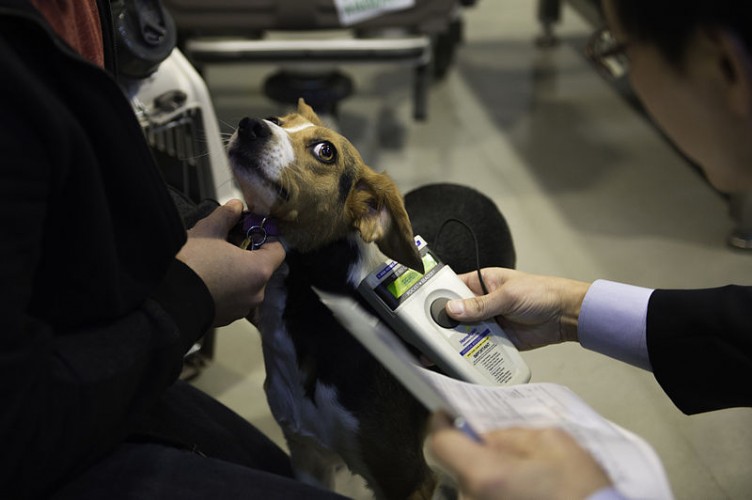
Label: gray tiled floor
xmin=190 ymin=2 xmax=752 ymax=498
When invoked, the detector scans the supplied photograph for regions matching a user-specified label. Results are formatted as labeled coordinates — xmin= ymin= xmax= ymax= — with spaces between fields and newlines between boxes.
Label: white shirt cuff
xmin=579 ymin=280 xmax=654 ymax=371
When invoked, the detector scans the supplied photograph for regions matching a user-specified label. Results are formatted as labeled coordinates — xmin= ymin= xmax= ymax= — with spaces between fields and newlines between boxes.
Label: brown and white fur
xmin=227 ymin=99 xmax=443 ymax=499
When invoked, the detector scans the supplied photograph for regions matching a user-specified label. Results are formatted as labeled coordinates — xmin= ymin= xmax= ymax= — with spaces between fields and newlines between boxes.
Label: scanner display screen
xmin=373 ymin=250 xmax=442 ymax=310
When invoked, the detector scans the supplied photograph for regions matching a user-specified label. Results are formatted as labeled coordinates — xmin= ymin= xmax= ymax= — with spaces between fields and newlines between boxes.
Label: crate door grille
xmin=145 ymin=107 xmax=217 ymax=204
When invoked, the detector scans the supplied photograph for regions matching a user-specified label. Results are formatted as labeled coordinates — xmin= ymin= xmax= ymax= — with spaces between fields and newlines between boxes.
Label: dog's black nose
xmin=237 ymin=117 xmax=271 ymax=140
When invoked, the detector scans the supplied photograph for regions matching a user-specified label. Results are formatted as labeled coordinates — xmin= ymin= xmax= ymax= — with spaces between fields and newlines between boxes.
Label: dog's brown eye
xmin=312 ymin=141 xmax=337 ymax=163
xmin=265 ymin=116 xmax=281 ymax=126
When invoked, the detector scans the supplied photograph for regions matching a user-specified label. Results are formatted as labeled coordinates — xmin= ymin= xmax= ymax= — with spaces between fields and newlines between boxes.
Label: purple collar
xmin=239 ymin=212 xmax=282 ymax=250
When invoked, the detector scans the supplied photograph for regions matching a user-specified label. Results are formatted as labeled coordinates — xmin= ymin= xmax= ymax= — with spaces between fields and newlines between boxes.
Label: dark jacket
xmin=0 ymin=0 xmax=214 ymax=496
xmin=648 ymin=286 xmax=752 ymax=414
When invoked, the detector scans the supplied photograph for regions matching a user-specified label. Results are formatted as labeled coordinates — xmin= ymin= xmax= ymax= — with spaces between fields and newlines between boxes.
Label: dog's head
xmin=227 ymin=99 xmax=423 ymax=272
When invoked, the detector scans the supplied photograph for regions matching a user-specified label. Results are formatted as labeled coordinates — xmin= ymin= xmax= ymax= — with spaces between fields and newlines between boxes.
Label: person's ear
xmin=715 ymin=29 xmax=752 ymax=118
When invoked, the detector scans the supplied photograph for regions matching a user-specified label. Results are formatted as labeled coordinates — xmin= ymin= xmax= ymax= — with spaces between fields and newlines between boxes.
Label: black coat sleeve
xmin=647 ymin=286 xmax=752 ymax=414
xmin=0 ymin=261 xmax=213 ymax=498
xmin=0 ymin=29 xmax=215 ymax=497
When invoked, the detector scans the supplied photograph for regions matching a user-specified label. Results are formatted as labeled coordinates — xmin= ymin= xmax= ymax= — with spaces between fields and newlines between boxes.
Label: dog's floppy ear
xmin=347 ymin=170 xmax=424 ymax=273
xmin=297 ymin=98 xmax=324 ymax=126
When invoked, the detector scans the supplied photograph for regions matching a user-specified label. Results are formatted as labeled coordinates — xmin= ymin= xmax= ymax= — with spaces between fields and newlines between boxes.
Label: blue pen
xmin=452 ymin=415 xmax=485 ymax=444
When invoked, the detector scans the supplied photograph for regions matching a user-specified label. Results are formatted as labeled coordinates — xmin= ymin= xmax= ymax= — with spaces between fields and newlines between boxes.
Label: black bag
xmin=111 ymin=0 xmax=177 ymax=78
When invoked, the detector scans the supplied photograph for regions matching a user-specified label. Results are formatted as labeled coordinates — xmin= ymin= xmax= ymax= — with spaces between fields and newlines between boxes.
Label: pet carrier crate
xmin=128 ymin=49 xmax=239 ymax=205
xmin=127 ymin=48 xmax=242 ymax=378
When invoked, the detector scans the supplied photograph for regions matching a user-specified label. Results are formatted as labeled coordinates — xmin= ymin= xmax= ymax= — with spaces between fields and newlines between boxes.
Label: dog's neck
xmin=347 ymin=236 xmax=390 ymax=287
xmin=285 ymin=235 xmax=389 ymax=295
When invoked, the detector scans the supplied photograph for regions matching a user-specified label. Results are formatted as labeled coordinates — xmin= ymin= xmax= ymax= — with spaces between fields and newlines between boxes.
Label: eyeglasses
xmin=586 ymin=27 xmax=630 ymax=79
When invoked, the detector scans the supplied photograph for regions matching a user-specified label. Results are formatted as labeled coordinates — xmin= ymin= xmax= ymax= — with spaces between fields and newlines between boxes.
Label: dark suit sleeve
xmin=647 ymin=286 xmax=752 ymax=414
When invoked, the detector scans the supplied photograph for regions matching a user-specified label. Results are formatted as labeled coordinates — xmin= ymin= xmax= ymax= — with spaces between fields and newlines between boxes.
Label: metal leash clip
xmin=240 ymin=217 xmax=269 ymax=251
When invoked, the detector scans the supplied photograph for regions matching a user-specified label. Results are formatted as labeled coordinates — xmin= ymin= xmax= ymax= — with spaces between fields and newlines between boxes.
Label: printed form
xmin=421 ymin=370 xmax=673 ymax=500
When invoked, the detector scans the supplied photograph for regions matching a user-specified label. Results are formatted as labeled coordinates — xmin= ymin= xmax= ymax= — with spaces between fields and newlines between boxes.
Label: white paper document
xmin=422 ymin=371 xmax=673 ymax=500
xmin=316 ymin=290 xmax=674 ymax=500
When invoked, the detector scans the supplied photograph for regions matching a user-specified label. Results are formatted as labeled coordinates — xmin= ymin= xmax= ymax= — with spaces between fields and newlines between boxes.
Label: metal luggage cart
xmin=160 ymin=0 xmax=473 ymax=121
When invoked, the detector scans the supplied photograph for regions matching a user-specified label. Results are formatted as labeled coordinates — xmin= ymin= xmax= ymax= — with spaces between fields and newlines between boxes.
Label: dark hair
xmin=611 ymin=1 xmax=752 ymax=64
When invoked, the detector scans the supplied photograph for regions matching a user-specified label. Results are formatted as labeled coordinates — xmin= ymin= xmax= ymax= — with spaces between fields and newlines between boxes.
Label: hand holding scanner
xmin=358 ymin=236 xmax=531 ymax=386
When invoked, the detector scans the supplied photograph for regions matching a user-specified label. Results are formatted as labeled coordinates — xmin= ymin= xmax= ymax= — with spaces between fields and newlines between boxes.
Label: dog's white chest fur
xmin=256 ymin=262 xmax=366 ymax=486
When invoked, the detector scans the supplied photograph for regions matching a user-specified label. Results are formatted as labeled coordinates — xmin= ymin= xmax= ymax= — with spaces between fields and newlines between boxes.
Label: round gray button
xmin=430 ymin=297 xmax=460 ymax=329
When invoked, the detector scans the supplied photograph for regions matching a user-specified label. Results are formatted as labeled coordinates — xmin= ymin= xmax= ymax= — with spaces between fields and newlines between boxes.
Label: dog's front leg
xmin=285 ymin=433 xmax=343 ymax=491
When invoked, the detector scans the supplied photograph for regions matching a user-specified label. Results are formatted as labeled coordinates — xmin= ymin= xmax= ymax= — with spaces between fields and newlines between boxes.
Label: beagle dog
xmin=227 ymin=99 xmax=443 ymax=500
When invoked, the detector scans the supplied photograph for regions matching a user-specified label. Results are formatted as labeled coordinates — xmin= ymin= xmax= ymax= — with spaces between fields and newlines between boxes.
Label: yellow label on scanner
xmin=386 ymin=253 xmax=439 ymax=299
